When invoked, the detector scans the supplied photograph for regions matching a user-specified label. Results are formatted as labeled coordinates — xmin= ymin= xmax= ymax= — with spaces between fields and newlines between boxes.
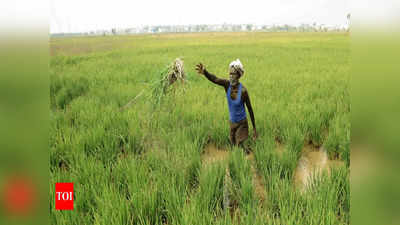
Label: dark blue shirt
xmin=227 ymin=83 xmax=246 ymax=123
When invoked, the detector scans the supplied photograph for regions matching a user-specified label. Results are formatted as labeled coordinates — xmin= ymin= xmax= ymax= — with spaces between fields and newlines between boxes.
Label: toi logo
xmin=55 ymin=183 xmax=74 ymax=210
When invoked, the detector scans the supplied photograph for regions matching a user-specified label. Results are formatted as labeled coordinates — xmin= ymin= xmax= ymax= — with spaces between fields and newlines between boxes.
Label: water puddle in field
xmin=201 ymin=143 xmax=230 ymax=166
xmin=294 ymin=144 xmax=345 ymax=191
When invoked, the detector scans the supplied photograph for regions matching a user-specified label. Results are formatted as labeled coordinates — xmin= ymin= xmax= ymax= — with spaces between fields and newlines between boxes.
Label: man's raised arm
xmin=196 ymin=63 xmax=229 ymax=88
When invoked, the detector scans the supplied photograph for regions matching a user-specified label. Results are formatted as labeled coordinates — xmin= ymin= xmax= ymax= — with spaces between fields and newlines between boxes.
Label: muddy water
xmin=294 ymin=145 xmax=344 ymax=191
xmin=201 ymin=143 xmax=230 ymax=166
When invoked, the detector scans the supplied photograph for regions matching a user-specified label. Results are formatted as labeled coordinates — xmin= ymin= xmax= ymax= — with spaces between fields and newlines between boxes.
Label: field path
xmin=246 ymin=152 xmax=267 ymax=204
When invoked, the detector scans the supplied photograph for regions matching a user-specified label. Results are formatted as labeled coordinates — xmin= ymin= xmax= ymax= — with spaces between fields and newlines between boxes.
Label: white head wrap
xmin=229 ymin=59 xmax=244 ymax=76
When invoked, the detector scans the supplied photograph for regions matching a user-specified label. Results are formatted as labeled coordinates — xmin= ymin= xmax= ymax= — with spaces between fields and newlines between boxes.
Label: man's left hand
xmin=253 ymin=130 xmax=258 ymax=141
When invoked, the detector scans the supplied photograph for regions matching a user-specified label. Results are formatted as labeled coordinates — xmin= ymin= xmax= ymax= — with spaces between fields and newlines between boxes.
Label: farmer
xmin=195 ymin=59 xmax=257 ymax=152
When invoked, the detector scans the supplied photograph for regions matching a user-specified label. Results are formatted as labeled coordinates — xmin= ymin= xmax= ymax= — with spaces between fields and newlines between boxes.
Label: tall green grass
xmin=50 ymin=32 xmax=349 ymax=224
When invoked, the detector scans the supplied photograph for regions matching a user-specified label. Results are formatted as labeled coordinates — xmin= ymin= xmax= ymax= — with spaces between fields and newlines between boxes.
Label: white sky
xmin=50 ymin=0 xmax=350 ymax=33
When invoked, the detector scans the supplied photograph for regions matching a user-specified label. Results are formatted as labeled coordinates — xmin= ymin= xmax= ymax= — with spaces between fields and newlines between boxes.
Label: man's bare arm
xmin=196 ymin=63 xmax=229 ymax=88
xmin=243 ymin=89 xmax=257 ymax=140
xmin=204 ymin=70 xmax=229 ymax=88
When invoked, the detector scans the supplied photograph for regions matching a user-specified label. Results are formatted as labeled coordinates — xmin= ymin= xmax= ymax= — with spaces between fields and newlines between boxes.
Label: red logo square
xmin=55 ymin=183 xmax=73 ymax=210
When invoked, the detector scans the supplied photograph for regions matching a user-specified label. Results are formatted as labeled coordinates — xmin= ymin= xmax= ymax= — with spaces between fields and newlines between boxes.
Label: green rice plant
xmin=324 ymin=114 xmax=350 ymax=165
xmin=301 ymin=164 xmax=349 ymax=225
xmin=267 ymin=177 xmax=304 ymax=223
xmin=50 ymin=72 xmax=89 ymax=109
xmin=285 ymin=126 xmax=305 ymax=161
xmin=331 ymin=166 xmax=350 ymax=224
xmin=306 ymin=112 xmax=324 ymax=147
xmin=228 ymin=148 xmax=256 ymax=211
xmin=194 ymin=163 xmax=226 ymax=217
xmin=255 ymin=142 xmax=295 ymax=181
xmin=185 ymin=151 xmax=201 ymax=190
xmin=253 ymin=136 xmax=277 ymax=177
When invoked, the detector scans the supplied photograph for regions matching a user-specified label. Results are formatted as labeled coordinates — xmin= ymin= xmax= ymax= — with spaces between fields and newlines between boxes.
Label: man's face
xmin=229 ymin=72 xmax=240 ymax=86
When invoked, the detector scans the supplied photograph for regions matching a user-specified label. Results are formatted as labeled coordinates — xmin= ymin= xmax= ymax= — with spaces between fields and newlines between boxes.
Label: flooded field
xmin=50 ymin=32 xmax=350 ymax=224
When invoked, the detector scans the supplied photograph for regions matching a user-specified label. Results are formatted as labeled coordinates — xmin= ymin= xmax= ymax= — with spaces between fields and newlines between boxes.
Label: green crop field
xmin=50 ymin=32 xmax=350 ymax=225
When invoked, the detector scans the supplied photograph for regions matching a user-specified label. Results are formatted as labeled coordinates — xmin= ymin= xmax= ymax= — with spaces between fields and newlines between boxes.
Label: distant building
xmin=53 ymin=22 xmax=348 ymax=37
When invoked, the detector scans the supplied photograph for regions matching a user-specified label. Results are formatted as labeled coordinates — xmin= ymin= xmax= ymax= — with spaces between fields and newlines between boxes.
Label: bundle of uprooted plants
xmin=120 ymin=58 xmax=186 ymax=111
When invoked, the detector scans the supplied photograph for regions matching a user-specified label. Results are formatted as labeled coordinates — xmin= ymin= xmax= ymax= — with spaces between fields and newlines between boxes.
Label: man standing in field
xmin=195 ymin=59 xmax=257 ymax=152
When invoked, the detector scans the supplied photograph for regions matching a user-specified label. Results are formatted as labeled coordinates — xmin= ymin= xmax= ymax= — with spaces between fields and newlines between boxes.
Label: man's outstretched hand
xmin=195 ymin=63 xmax=206 ymax=75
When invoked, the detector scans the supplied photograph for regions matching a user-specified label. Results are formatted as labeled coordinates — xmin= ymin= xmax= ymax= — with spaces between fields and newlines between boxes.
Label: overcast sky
xmin=50 ymin=0 xmax=350 ymax=33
